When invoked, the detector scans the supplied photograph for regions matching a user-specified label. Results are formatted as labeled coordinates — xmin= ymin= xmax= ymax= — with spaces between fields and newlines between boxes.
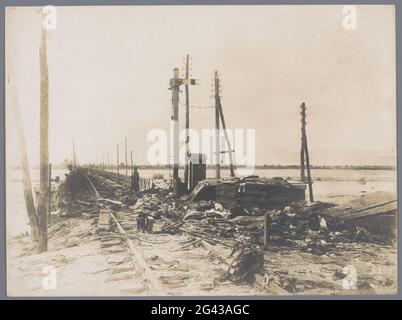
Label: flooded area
xmin=6 ymin=167 xmax=397 ymax=297
xmin=6 ymin=168 xmax=396 ymax=237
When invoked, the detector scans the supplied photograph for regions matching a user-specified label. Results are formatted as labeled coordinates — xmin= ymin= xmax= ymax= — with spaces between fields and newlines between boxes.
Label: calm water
xmin=6 ymin=167 xmax=397 ymax=236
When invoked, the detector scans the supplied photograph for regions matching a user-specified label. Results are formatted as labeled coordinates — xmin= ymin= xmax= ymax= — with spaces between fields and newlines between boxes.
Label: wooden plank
xmin=321 ymin=192 xmax=397 ymax=221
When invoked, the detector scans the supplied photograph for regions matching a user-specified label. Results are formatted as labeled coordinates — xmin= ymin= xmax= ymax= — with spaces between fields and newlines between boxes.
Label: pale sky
xmin=5 ymin=5 xmax=396 ymax=167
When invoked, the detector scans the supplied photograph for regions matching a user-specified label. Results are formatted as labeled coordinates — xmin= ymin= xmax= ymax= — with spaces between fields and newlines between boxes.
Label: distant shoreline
xmin=9 ymin=165 xmax=396 ymax=171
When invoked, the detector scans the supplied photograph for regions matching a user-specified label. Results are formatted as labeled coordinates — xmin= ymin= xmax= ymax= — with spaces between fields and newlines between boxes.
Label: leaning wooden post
xmin=304 ymin=135 xmax=314 ymax=202
xmin=117 ymin=144 xmax=119 ymax=174
xmin=37 ymin=26 xmax=49 ymax=252
xmin=125 ymin=137 xmax=128 ymax=185
xmin=216 ymin=83 xmax=235 ymax=177
xmin=301 ymin=103 xmax=314 ymax=202
xmin=48 ymin=163 xmax=52 ymax=223
xmin=8 ymin=76 xmax=39 ymax=242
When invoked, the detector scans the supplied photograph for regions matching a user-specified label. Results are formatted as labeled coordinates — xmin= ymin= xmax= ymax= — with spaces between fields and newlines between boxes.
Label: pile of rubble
xmin=130 ymin=190 xmax=394 ymax=258
xmin=127 ymin=192 xmax=266 ymax=281
xmin=55 ymin=168 xmax=133 ymax=217
xmin=267 ymin=202 xmax=393 ymax=255
xmin=54 ymin=170 xmax=396 ymax=285
xmin=55 ymin=168 xmax=100 ymax=216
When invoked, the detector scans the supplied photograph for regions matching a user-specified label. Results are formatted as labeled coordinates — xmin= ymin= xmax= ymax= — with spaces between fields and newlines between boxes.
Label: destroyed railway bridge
xmin=49 ymin=166 xmax=397 ymax=295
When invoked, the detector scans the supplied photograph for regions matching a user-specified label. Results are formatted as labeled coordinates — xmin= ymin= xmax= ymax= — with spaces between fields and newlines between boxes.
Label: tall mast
xmin=37 ymin=26 xmax=49 ymax=252
xmin=184 ymin=55 xmax=190 ymax=190
xmin=214 ymin=71 xmax=221 ymax=179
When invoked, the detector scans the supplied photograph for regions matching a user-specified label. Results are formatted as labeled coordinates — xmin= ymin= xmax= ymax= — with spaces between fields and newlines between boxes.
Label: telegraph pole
xmin=37 ymin=26 xmax=49 ymax=253
xmin=169 ymin=66 xmax=198 ymax=195
xmin=214 ymin=71 xmax=221 ymax=179
xmin=300 ymin=107 xmax=305 ymax=181
xmin=125 ymin=137 xmax=128 ymax=183
xmin=300 ymin=102 xmax=314 ymax=202
xmin=72 ymin=141 xmax=76 ymax=169
xmin=130 ymin=150 xmax=134 ymax=175
xmin=48 ymin=163 xmax=52 ymax=223
xmin=170 ymin=68 xmax=180 ymax=194
xmin=215 ymin=72 xmax=235 ymax=177
xmin=184 ymin=55 xmax=190 ymax=190
xmin=117 ymin=143 xmax=119 ymax=174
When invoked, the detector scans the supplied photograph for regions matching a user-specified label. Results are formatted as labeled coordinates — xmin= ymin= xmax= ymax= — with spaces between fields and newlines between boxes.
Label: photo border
xmin=0 ymin=0 xmax=400 ymax=300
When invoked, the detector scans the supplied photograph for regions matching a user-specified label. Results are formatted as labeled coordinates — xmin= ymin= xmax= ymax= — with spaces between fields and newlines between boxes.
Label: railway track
xmin=84 ymin=169 xmax=264 ymax=296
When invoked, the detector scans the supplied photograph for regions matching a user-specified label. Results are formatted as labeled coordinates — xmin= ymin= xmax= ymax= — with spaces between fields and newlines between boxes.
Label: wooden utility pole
xmin=184 ymin=55 xmax=190 ymax=190
xmin=169 ymin=66 xmax=198 ymax=195
xmin=107 ymin=151 xmax=110 ymax=171
xmin=300 ymin=110 xmax=305 ymax=182
xmin=37 ymin=27 xmax=49 ymax=253
xmin=215 ymin=73 xmax=235 ymax=177
xmin=48 ymin=163 xmax=52 ymax=223
xmin=300 ymin=102 xmax=314 ymax=202
xmin=125 ymin=137 xmax=128 ymax=183
xmin=117 ymin=144 xmax=120 ymax=174
xmin=130 ymin=150 xmax=134 ymax=175
xmin=72 ymin=141 xmax=76 ymax=169
xmin=304 ymin=134 xmax=313 ymax=202
xmin=8 ymin=76 xmax=39 ymax=241
xmin=170 ymin=68 xmax=180 ymax=194
xmin=214 ymin=71 xmax=221 ymax=179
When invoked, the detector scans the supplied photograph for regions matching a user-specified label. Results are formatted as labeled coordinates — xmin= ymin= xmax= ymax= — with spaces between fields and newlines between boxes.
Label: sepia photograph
xmin=4 ymin=4 xmax=398 ymax=297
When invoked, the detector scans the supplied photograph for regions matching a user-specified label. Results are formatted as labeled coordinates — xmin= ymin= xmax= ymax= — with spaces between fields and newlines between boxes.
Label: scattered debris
xmin=54 ymin=168 xmax=397 ymax=289
xmin=225 ymin=243 xmax=264 ymax=283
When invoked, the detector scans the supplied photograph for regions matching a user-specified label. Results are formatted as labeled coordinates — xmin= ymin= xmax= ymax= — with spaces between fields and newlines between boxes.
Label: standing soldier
xmin=131 ymin=166 xmax=140 ymax=193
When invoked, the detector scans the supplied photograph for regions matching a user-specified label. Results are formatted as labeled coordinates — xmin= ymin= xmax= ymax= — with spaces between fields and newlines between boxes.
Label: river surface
xmin=6 ymin=168 xmax=397 ymax=236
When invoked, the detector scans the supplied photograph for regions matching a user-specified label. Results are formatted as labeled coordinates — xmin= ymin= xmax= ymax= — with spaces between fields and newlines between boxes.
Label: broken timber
xmin=319 ymin=191 xmax=397 ymax=236
xmin=8 ymin=75 xmax=39 ymax=241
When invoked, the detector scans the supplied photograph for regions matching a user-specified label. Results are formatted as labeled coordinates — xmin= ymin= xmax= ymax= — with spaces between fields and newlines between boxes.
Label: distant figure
xmin=54 ymin=176 xmax=60 ymax=183
xmin=137 ymin=211 xmax=147 ymax=232
xmin=131 ymin=167 xmax=140 ymax=193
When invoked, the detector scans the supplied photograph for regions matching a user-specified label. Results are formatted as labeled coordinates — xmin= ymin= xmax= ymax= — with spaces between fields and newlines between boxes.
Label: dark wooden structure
xmin=189 ymin=176 xmax=306 ymax=209
xmin=189 ymin=153 xmax=207 ymax=190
